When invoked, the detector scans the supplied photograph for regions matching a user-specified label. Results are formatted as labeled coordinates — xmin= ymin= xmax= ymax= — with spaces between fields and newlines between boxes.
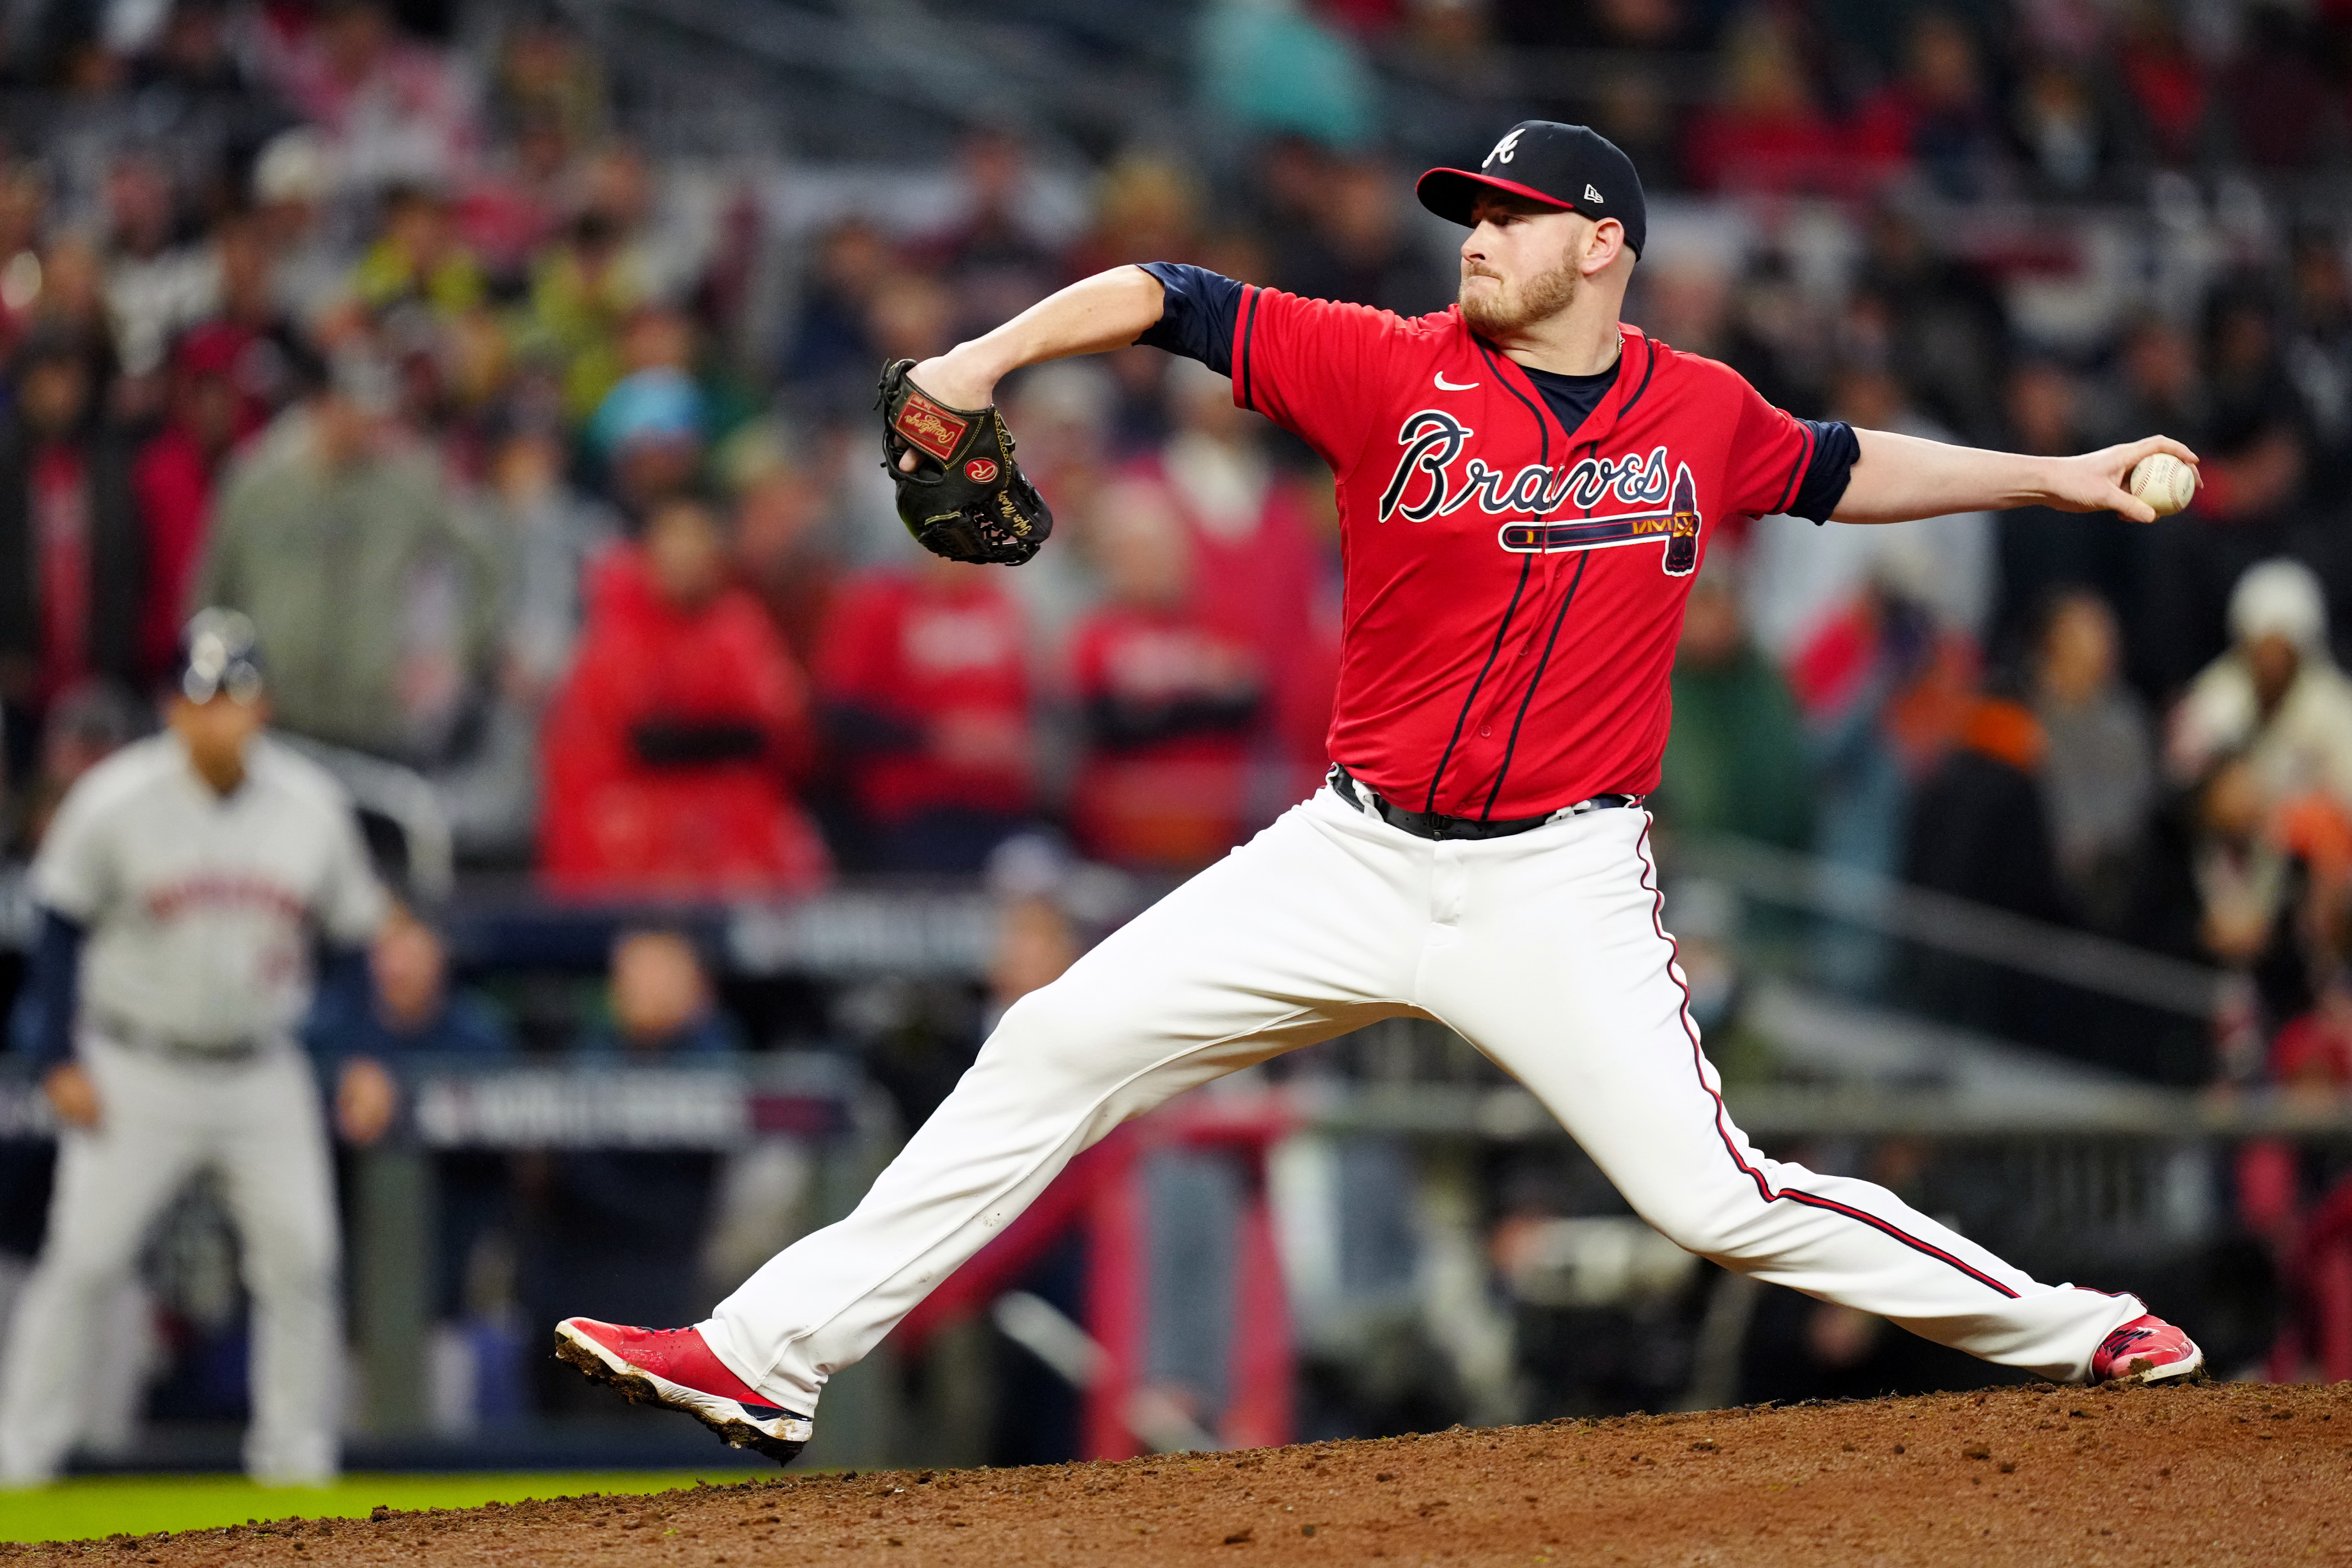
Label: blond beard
xmin=1459 ymin=254 xmax=1580 ymax=338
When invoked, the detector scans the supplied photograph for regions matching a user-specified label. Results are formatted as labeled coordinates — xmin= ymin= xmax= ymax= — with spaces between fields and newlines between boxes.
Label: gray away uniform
xmin=0 ymin=732 xmax=385 ymax=1485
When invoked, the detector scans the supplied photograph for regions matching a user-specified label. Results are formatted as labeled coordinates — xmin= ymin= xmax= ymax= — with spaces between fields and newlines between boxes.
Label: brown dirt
xmin=13 ymin=1381 xmax=2352 ymax=1567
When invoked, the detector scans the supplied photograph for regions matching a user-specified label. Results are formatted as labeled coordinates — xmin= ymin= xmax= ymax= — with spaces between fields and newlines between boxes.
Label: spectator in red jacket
xmin=130 ymin=330 xmax=244 ymax=676
xmin=815 ymin=553 xmax=1036 ymax=872
xmin=1069 ymin=488 xmax=1264 ymax=872
xmin=1125 ymin=357 xmax=1339 ymax=803
xmin=538 ymin=493 xmax=827 ymax=898
xmin=1682 ymin=8 xmax=1846 ymax=194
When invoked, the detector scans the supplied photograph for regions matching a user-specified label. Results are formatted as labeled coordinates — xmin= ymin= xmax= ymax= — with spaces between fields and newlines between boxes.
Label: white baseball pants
xmin=705 ymin=789 xmax=2144 ymax=1415
xmin=0 ymin=1037 xmax=341 ymax=1485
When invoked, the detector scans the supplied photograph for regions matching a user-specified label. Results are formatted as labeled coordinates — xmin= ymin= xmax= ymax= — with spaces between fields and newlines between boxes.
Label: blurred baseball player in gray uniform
xmin=0 ymin=611 xmax=391 ymax=1487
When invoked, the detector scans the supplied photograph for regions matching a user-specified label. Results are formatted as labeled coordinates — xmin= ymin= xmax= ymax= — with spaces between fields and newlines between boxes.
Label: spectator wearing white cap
xmin=2167 ymin=558 xmax=2352 ymax=812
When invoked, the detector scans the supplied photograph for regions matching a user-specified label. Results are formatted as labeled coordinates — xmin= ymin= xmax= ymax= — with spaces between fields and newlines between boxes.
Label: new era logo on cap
xmin=1416 ymin=122 xmax=1649 ymax=258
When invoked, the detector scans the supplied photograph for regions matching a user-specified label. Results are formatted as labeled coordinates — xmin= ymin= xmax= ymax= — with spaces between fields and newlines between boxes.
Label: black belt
xmin=1328 ymin=764 xmax=1638 ymax=842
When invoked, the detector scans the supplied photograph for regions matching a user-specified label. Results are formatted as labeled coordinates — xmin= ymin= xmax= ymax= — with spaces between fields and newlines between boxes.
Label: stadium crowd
xmin=5 ymin=0 xmax=2352 ymax=1418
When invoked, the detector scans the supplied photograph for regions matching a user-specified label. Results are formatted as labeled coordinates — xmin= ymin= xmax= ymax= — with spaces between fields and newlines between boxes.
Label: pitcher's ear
xmin=1586 ymin=216 xmax=1629 ymax=274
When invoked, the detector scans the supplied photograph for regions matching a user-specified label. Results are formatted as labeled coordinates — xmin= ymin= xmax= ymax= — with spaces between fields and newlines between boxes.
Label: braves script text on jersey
xmin=686 ymin=277 xmax=2150 ymax=1438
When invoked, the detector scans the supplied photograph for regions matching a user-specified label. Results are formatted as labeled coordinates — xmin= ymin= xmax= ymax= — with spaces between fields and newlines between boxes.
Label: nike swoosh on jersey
xmin=1434 ymin=372 xmax=1480 ymax=391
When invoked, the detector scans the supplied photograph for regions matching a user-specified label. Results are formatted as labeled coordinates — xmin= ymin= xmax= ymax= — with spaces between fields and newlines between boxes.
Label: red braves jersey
xmin=1226 ymin=292 xmax=1816 ymax=819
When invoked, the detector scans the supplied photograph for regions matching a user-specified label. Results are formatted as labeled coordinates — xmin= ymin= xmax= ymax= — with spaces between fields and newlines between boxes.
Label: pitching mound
xmin=10 ymin=1381 xmax=2347 ymax=1565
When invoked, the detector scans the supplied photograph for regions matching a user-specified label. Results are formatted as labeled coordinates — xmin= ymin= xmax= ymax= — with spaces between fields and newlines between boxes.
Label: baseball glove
xmin=876 ymin=359 xmax=1053 ymax=566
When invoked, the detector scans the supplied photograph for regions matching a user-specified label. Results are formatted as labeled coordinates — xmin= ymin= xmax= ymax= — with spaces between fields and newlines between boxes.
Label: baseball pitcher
xmin=558 ymin=123 xmax=2204 ymax=1462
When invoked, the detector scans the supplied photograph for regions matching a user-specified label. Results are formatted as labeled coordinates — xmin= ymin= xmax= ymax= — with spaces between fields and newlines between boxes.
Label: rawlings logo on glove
xmin=877 ymin=359 xmax=1053 ymax=567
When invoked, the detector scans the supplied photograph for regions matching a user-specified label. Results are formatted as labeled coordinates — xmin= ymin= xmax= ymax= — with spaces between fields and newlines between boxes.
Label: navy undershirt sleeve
xmin=1134 ymin=262 xmax=1244 ymax=377
xmin=308 ymin=944 xmax=372 ymax=1068
xmin=27 ymin=909 xmax=84 ymax=1071
xmin=1790 ymin=419 xmax=1860 ymax=524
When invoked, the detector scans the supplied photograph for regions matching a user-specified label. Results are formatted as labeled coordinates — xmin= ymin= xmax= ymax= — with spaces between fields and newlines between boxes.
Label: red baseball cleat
xmin=2090 ymin=1313 xmax=2204 ymax=1385
xmin=554 ymin=1317 xmax=812 ymax=1463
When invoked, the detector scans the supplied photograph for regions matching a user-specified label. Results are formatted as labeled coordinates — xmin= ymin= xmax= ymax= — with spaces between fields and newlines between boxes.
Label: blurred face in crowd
xmin=645 ymin=498 xmax=730 ymax=609
xmin=2005 ymin=362 xmax=2076 ymax=455
xmin=385 ymin=191 xmax=453 ymax=264
xmin=104 ymin=157 xmax=175 ymax=258
xmin=1596 ymin=0 xmax=1681 ymax=46
xmin=490 ymin=427 xmax=562 ymax=506
xmin=615 ymin=434 xmax=702 ymax=516
xmin=1095 ymin=487 xmax=1193 ymax=611
xmin=2036 ymin=592 xmax=2121 ymax=709
xmin=961 ymin=129 xmax=1026 ymax=212
xmin=372 ymin=909 xmax=448 ymax=1030
xmin=39 ymin=235 xmax=106 ymax=332
xmin=174 ymin=364 xmax=241 ymax=455
xmin=1830 ymin=365 xmax=1904 ymax=430
xmin=2245 ymin=631 xmax=2303 ymax=716
xmin=1637 ymin=259 xmax=1732 ymax=358
xmin=817 ymin=219 xmax=891 ymax=302
xmin=868 ymin=274 xmax=955 ymax=363
xmin=1322 ymin=162 xmax=1399 ymax=262
xmin=310 ymin=386 xmax=382 ymax=470
xmin=160 ymin=0 xmax=231 ymax=76
xmin=1459 ymin=192 xmax=1601 ymax=339
xmin=622 ymin=308 xmax=694 ymax=374
xmin=167 ymin=689 xmax=268 ymax=796
xmin=17 ymin=354 xmax=90 ymax=437
xmin=583 ymin=146 xmax=652 ymax=233
xmin=611 ymin=930 xmax=708 ymax=1047
xmin=1906 ymin=12 xmax=1982 ymax=109
xmin=990 ymin=896 xmax=1079 ymax=1008
xmin=733 ymin=469 xmax=824 ymax=577
xmin=1677 ymin=572 xmax=1744 ymax=670
xmin=515 ymin=117 xmax=573 ymax=187
xmin=1166 ymin=357 xmax=1250 ymax=443
xmin=1254 ymin=137 xmax=1333 ymax=226
xmin=2213 ymin=301 xmax=2277 ymax=382
xmin=323 ymin=0 xmax=394 ymax=82
xmin=1721 ymin=10 xmax=1813 ymax=117
xmin=444 ymin=308 xmax=511 ymax=409
xmin=1095 ymin=156 xmax=1200 ymax=263
xmin=0 ymin=168 xmax=45 ymax=256
xmin=2294 ymin=239 xmax=2351 ymax=333
xmin=216 ymin=217 xmax=277 ymax=324
xmin=2123 ymin=319 xmax=2197 ymax=411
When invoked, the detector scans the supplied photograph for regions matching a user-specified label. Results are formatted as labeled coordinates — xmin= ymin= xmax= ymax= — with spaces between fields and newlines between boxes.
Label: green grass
xmin=0 ymin=1471 xmax=767 ymax=1544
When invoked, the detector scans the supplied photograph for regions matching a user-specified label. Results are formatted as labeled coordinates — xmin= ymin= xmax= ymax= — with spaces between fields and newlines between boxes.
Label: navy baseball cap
xmin=1417 ymin=122 xmax=1647 ymax=257
xmin=173 ymin=608 xmax=267 ymax=705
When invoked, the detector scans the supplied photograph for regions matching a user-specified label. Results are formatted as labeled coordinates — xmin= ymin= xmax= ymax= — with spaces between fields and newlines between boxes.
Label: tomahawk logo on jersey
xmin=1141 ymin=265 xmax=1852 ymax=823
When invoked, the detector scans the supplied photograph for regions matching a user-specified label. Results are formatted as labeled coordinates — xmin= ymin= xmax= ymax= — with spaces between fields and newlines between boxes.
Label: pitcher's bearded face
xmin=1457 ymin=196 xmax=1588 ymax=338
xmin=1460 ymin=251 xmax=1580 ymax=337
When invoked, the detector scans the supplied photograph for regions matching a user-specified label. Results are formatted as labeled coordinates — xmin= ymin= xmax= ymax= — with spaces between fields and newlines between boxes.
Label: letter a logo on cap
xmin=1585 ymin=184 xmax=1604 ymax=203
xmin=1485 ymin=127 xmax=1526 ymax=167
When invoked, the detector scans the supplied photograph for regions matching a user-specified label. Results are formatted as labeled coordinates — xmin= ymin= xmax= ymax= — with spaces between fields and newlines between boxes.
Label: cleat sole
xmin=554 ymin=1324 xmax=808 ymax=1465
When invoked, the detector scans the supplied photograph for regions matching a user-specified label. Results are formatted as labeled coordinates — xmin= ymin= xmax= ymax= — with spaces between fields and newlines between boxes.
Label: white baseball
xmin=2128 ymin=451 xmax=2197 ymax=517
